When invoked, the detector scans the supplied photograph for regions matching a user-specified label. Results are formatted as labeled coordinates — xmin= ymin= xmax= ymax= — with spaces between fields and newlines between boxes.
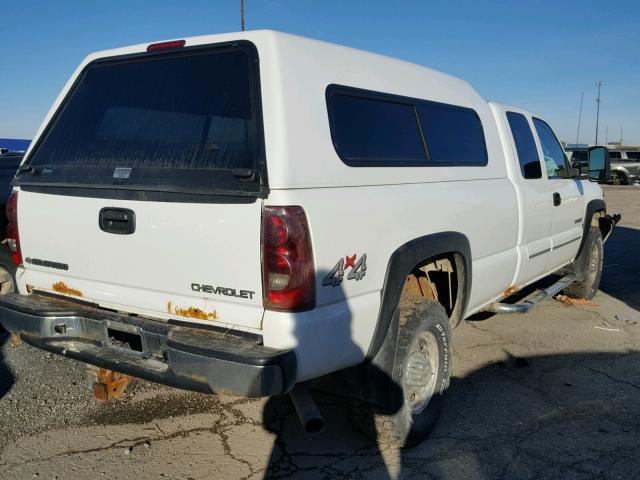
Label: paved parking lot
xmin=0 ymin=185 xmax=639 ymax=479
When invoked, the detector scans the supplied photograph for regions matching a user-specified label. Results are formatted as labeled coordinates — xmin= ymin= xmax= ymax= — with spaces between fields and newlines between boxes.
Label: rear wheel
xmin=391 ymin=298 xmax=451 ymax=447
xmin=0 ymin=246 xmax=16 ymax=295
xmin=353 ymin=297 xmax=452 ymax=448
xmin=0 ymin=246 xmax=16 ymax=333
xmin=563 ymin=227 xmax=603 ymax=300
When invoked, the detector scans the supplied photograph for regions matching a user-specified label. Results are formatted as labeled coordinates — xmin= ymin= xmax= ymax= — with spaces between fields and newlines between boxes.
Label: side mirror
xmin=588 ymin=146 xmax=610 ymax=182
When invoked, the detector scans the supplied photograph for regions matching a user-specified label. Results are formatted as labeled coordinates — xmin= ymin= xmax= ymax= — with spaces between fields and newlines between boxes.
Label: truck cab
xmin=489 ymin=102 xmax=602 ymax=289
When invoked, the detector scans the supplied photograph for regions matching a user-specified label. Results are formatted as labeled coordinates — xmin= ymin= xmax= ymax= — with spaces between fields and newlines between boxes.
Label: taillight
xmin=262 ymin=206 xmax=315 ymax=311
xmin=5 ymin=191 xmax=22 ymax=265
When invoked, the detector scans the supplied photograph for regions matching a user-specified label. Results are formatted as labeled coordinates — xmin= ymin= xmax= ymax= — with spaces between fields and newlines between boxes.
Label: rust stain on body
xmin=174 ymin=306 xmax=218 ymax=321
xmin=52 ymin=281 xmax=83 ymax=297
xmin=503 ymin=286 xmax=519 ymax=298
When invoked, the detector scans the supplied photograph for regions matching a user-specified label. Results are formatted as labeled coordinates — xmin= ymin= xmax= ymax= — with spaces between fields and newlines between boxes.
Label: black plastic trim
xmin=366 ymin=232 xmax=472 ymax=359
xmin=19 ymin=185 xmax=258 ymax=204
xmin=575 ymin=198 xmax=606 ymax=258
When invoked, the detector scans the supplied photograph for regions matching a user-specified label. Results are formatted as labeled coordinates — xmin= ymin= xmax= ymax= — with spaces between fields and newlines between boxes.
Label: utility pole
xmin=575 ymin=91 xmax=583 ymax=146
xmin=605 ymin=125 xmax=608 ymax=145
xmin=241 ymin=0 xmax=245 ymax=31
xmin=594 ymin=81 xmax=604 ymax=145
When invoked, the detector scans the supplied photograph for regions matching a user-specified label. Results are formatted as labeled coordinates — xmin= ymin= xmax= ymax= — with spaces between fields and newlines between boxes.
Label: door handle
xmin=99 ymin=208 xmax=136 ymax=235
xmin=553 ymin=192 xmax=561 ymax=206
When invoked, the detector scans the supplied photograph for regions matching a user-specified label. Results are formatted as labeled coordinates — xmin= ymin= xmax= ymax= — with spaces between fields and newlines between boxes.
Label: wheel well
xmin=401 ymin=253 xmax=466 ymax=328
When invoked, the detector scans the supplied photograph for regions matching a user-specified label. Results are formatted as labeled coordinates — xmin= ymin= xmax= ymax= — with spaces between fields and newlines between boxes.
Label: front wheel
xmin=563 ymin=227 xmax=603 ymax=300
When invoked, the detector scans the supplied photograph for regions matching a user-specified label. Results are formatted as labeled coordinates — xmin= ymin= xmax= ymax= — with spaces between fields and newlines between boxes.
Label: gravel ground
xmin=0 ymin=185 xmax=639 ymax=479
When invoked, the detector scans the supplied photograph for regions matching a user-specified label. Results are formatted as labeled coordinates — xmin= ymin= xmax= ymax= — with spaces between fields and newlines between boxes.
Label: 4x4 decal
xmin=322 ymin=254 xmax=367 ymax=287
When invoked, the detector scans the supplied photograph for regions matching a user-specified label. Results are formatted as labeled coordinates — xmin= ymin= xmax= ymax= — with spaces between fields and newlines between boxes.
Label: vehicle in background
xmin=607 ymin=149 xmax=640 ymax=184
xmin=566 ymin=146 xmax=640 ymax=185
xmin=0 ymin=138 xmax=31 ymax=153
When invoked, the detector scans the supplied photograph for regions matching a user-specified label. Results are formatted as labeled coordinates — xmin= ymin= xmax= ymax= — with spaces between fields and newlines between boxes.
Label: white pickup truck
xmin=0 ymin=30 xmax=619 ymax=447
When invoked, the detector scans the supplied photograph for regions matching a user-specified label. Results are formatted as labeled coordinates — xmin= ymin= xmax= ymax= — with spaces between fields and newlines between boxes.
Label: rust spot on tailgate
xmin=173 ymin=306 xmax=218 ymax=321
xmin=52 ymin=281 xmax=83 ymax=297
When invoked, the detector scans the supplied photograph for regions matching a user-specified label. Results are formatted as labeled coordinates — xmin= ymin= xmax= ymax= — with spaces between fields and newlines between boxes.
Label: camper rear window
xmin=20 ymin=43 xmax=264 ymax=196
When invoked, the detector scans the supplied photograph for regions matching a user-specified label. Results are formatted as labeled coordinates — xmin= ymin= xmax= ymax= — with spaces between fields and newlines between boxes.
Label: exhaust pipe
xmin=289 ymin=383 xmax=324 ymax=434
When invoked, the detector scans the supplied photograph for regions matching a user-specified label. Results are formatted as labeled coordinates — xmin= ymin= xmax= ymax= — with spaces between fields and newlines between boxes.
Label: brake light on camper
xmin=146 ymin=40 xmax=186 ymax=52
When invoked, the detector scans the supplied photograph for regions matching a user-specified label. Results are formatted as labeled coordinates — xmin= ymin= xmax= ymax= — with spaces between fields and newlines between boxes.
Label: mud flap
xmin=600 ymin=213 xmax=621 ymax=244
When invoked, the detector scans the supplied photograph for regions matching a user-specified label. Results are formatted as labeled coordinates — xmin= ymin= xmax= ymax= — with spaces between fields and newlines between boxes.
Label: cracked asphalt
xmin=1 ymin=185 xmax=639 ymax=479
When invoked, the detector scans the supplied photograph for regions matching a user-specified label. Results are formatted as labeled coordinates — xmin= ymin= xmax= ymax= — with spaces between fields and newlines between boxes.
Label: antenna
xmin=241 ymin=0 xmax=245 ymax=31
xmin=575 ymin=91 xmax=583 ymax=146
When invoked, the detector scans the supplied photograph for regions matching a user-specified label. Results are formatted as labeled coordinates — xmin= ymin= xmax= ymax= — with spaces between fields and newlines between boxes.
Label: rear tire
xmin=563 ymin=227 xmax=603 ymax=300
xmin=0 ymin=246 xmax=16 ymax=333
xmin=390 ymin=298 xmax=451 ymax=447
xmin=0 ymin=246 xmax=16 ymax=295
xmin=351 ymin=298 xmax=452 ymax=448
xmin=610 ymin=172 xmax=628 ymax=185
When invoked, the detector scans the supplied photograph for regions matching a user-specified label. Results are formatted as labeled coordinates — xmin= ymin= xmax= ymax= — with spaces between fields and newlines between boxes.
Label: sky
xmin=1 ymin=0 xmax=639 ymax=144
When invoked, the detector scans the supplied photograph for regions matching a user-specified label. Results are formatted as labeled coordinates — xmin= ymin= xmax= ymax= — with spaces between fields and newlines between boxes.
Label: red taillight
xmin=262 ymin=206 xmax=315 ymax=311
xmin=146 ymin=40 xmax=186 ymax=52
xmin=5 ymin=191 xmax=22 ymax=265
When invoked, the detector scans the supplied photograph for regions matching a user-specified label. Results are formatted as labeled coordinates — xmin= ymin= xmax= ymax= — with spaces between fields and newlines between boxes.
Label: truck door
xmin=505 ymin=111 xmax=553 ymax=285
xmin=532 ymin=118 xmax=585 ymax=270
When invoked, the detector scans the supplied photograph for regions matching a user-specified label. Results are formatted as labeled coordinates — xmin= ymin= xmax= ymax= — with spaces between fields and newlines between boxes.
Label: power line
xmin=575 ymin=91 xmax=583 ymax=145
xmin=594 ymin=81 xmax=604 ymax=145
xmin=241 ymin=0 xmax=245 ymax=31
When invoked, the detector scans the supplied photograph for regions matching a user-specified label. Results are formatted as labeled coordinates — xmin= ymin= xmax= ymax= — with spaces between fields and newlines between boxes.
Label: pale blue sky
xmin=1 ymin=0 xmax=638 ymax=144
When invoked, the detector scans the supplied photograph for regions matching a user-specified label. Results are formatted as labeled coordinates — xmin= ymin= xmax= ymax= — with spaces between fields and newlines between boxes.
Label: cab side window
xmin=506 ymin=112 xmax=541 ymax=179
xmin=532 ymin=118 xmax=568 ymax=178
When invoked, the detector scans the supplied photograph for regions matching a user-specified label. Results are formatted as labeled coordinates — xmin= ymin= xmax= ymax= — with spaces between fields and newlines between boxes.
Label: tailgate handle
xmin=99 ymin=208 xmax=136 ymax=235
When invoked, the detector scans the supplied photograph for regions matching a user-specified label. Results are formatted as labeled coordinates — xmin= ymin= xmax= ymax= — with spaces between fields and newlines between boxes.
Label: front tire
xmin=563 ymin=226 xmax=603 ymax=300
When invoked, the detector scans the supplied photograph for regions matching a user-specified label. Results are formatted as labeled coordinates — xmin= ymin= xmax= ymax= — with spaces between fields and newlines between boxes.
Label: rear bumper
xmin=0 ymin=293 xmax=296 ymax=397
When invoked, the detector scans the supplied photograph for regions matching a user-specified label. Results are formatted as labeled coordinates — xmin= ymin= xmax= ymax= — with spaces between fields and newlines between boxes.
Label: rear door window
xmin=20 ymin=44 xmax=264 ymax=196
xmin=609 ymin=151 xmax=622 ymax=160
xmin=532 ymin=118 xmax=567 ymax=178
xmin=506 ymin=112 xmax=541 ymax=179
